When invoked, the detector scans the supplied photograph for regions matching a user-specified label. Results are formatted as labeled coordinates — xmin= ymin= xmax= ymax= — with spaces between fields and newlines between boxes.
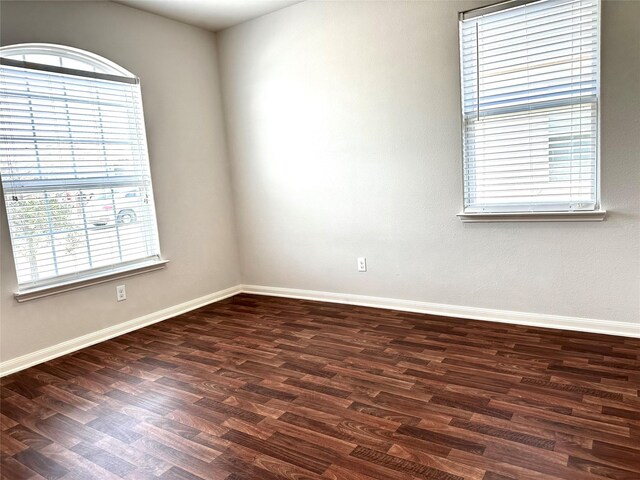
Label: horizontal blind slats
xmin=1 ymin=57 xmax=161 ymax=287
xmin=461 ymin=5 xmax=597 ymax=42
xmin=17 ymin=255 xmax=161 ymax=290
xmin=463 ymin=0 xmax=593 ymax=29
xmin=465 ymin=131 xmax=596 ymax=144
xmin=0 ymin=67 xmax=138 ymax=92
xmin=464 ymin=170 xmax=595 ymax=181
xmin=460 ymin=0 xmax=599 ymax=212
xmin=464 ymin=39 xmax=598 ymax=71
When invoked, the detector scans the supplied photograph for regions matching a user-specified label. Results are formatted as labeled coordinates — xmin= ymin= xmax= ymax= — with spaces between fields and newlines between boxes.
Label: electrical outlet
xmin=357 ymin=257 xmax=367 ymax=272
xmin=116 ymin=285 xmax=126 ymax=302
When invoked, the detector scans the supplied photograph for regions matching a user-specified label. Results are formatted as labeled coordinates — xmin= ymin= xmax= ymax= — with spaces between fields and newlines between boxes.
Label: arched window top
xmin=0 ymin=43 xmax=134 ymax=77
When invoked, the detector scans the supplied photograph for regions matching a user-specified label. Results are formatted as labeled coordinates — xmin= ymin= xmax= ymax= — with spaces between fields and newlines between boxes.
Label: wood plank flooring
xmin=1 ymin=293 xmax=639 ymax=480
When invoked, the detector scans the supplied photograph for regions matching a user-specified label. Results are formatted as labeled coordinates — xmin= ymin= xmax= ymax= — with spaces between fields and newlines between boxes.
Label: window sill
xmin=457 ymin=210 xmax=607 ymax=223
xmin=14 ymin=259 xmax=169 ymax=303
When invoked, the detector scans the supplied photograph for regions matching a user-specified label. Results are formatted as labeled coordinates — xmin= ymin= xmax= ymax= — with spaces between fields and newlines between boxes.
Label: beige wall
xmin=0 ymin=1 xmax=241 ymax=362
xmin=1 ymin=0 xmax=638 ymax=365
xmin=217 ymin=0 xmax=640 ymax=324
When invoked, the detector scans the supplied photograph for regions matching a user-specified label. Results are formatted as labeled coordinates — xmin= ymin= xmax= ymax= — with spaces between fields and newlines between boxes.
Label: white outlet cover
xmin=357 ymin=257 xmax=367 ymax=272
xmin=116 ymin=285 xmax=126 ymax=301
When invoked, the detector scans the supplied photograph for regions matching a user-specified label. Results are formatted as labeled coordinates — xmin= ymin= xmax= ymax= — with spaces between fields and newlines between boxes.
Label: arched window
xmin=0 ymin=43 xmax=134 ymax=76
xmin=0 ymin=44 xmax=164 ymax=300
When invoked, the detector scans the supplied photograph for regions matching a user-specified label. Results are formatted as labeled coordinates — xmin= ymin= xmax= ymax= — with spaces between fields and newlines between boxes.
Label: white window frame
xmin=457 ymin=0 xmax=606 ymax=222
xmin=1 ymin=44 xmax=167 ymax=301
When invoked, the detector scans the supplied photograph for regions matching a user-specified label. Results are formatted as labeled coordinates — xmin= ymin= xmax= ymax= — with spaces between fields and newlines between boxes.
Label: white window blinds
xmin=460 ymin=0 xmax=600 ymax=213
xmin=0 ymin=51 xmax=161 ymax=292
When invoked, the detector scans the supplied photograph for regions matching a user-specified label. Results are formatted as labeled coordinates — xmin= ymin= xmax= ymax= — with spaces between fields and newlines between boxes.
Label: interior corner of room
xmin=1 ymin=0 xmax=638 ymax=373
xmin=1 ymin=1 xmax=639 ymax=479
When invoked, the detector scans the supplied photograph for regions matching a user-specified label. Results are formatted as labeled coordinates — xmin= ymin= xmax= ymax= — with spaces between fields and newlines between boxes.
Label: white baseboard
xmin=241 ymin=284 xmax=640 ymax=338
xmin=2 ymin=283 xmax=637 ymax=377
xmin=0 ymin=285 xmax=242 ymax=377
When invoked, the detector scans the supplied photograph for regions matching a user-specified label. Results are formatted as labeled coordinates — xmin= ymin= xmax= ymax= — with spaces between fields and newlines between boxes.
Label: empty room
xmin=0 ymin=0 xmax=638 ymax=478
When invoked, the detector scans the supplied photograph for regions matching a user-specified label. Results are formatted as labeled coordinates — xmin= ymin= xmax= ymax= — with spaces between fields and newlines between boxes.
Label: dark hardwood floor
xmin=1 ymin=293 xmax=639 ymax=480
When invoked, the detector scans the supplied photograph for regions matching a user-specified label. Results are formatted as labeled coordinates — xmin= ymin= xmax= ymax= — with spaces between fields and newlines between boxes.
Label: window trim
xmin=457 ymin=0 xmax=603 ymax=220
xmin=13 ymin=259 xmax=169 ymax=303
xmin=457 ymin=209 xmax=606 ymax=223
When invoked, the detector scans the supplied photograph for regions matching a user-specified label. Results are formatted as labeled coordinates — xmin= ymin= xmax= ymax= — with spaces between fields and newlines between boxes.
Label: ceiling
xmin=115 ymin=0 xmax=304 ymax=32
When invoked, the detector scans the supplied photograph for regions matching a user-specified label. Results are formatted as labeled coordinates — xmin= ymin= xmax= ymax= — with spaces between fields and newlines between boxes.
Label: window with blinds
xmin=459 ymin=0 xmax=600 ymax=213
xmin=0 ymin=44 xmax=162 ymax=294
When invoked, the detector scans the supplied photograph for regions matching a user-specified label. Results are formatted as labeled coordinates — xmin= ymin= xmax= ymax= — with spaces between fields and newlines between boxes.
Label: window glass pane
xmin=1 ymin=44 xmax=130 ymax=76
